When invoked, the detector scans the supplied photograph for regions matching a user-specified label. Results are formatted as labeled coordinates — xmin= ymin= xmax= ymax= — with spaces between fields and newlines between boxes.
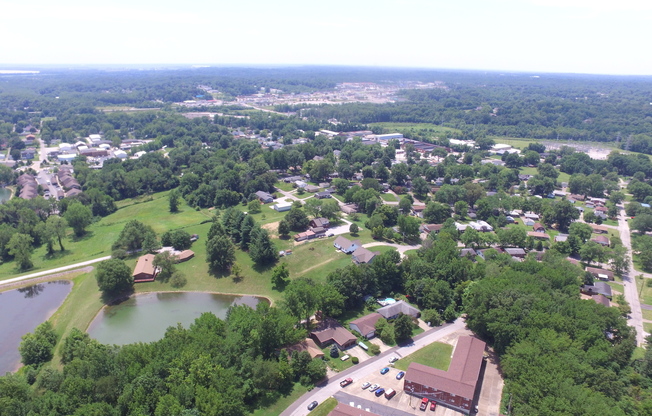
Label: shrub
xmin=369 ymin=344 xmax=381 ymax=355
xmin=170 ymin=272 xmax=187 ymax=288
xmin=351 ymin=356 xmax=359 ymax=364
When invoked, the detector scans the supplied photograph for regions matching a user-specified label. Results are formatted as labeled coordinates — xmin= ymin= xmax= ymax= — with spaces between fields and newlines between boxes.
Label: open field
xmin=0 ymin=192 xmax=210 ymax=281
xmin=393 ymin=341 xmax=453 ymax=372
xmin=519 ymin=166 xmax=570 ymax=184
xmin=368 ymin=122 xmax=461 ymax=138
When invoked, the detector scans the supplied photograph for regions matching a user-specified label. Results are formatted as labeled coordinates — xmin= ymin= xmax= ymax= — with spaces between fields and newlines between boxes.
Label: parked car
xmin=430 ymin=401 xmax=437 ymax=411
xmin=385 ymin=388 xmax=396 ymax=399
xmin=396 ymin=371 xmax=405 ymax=380
xmin=340 ymin=354 xmax=350 ymax=361
xmin=361 ymin=382 xmax=371 ymax=389
xmin=369 ymin=384 xmax=379 ymax=392
xmin=308 ymin=401 xmax=318 ymax=411
xmin=340 ymin=378 xmax=353 ymax=387
xmin=419 ymin=398 xmax=429 ymax=411
xmin=380 ymin=367 xmax=390 ymax=375
xmin=375 ymin=388 xmax=385 ymax=397
xmin=389 ymin=356 xmax=399 ymax=363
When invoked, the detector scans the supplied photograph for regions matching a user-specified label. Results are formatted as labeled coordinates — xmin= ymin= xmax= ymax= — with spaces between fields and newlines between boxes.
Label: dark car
xmin=396 ymin=371 xmax=405 ymax=380
xmin=380 ymin=367 xmax=390 ymax=375
xmin=375 ymin=388 xmax=385 ymax=397
xmin=308 ymin=401 xmax=318 ymax=411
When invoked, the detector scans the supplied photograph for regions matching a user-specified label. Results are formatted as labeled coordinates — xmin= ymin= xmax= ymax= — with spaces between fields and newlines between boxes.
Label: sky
xmin=0 ymin=0 xmax=650 ymax=75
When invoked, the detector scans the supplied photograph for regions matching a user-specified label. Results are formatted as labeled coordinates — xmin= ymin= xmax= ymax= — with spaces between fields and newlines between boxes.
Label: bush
xmin=421 ymin=309 xmax=442 ymax=327
xmin=369 ymin=344 xmax=381 ymax=355
xmin=351 ymin=356 xmax=359 ymax=364
xmin=170 ymin=272 xmax=187 ymax=288
xmin=111 ymin=249 xmax=128 ymax=259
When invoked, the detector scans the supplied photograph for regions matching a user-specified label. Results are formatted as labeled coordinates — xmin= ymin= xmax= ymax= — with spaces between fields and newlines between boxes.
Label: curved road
xmin=280 ymin=318 xmax=465 ymax=416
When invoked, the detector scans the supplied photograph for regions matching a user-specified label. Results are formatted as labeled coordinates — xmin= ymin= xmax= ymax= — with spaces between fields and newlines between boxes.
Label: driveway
xmin=0 ymin=256 xmax=111 ymax=287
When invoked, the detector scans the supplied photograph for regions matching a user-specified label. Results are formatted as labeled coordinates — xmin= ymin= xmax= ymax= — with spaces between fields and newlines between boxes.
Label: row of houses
xmin=17 ymin=174 xmax=38 ymax=199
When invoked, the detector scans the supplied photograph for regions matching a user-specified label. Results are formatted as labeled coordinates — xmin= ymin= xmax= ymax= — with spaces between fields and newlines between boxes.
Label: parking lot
xmin=338 ymin=364 xmax=465 ymax=416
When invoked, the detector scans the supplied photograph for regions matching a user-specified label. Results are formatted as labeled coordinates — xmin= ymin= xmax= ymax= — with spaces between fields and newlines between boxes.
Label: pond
xmin=0 ymin=280 xmax=72 ymax=374
xmin=87 ymin=292 xmax=266 ymax=345
xmin=0 ymin=188 xmax=11 ymax=204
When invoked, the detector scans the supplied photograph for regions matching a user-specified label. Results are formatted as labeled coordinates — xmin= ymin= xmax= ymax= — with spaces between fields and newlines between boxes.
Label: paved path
xmin=617 ymin=189 xmax=647 ymax=346
xmin=0 ymin=256 xmax=111 ymax=288
xmin=362 ymin=242 xmax=422 ymax=258
xmin=280 ymin=319 xmax=466 ymax=416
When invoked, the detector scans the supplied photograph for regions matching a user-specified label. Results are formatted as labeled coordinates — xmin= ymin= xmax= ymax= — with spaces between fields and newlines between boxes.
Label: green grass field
xmin=369 ymin=122 xmax=461 ymax=138
xmin=0 ymin=191 xmax=210 ymax=281
xmin=519 ymin=166 xmax=570 ymax=184
xmin=308 ymin=398 xmax=338 ymax=416
xmin=380 ymin=193 xmax=397 ymax=202
xmin=394 ymin=341 xmax=453 ymax=372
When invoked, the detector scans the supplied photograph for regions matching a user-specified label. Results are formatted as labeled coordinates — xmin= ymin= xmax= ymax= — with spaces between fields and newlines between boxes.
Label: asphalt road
xmin=280 ymin=318 xmax=466 ymax=416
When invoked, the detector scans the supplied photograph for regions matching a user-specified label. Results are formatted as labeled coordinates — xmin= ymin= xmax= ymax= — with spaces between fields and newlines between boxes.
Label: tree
xmin=423 ymin=201 xmax=452 ymax=224
xmin=398 ymin=215 xmax=420 ymax=240
xmin=239 ymin=215 xmax=257 ymax=250
xmin=394 ymin=313 xmax=414 ymax=342
xmin=545 ymin=199 xmax=580 ymax=232
xmin=611 ymin=245 xmax=630 ymax=277
xmin=169 ymin=189 xmax=180 ymax=213
xmin=349 ymin=223 xmax=359 ymax=234
xmin=113 ymin=220 xmax=158 ymax=252
xmin=285 ymin=207 xmax=309 ymax=231
xmin=454 ymin=200 xmax=468 ymax=219
xmin=278 ymin=220 xmax=290 ymax=238
xmin=153 ymin=252 xmax=176 ymax=282
xmin=249 ymin=228 xmax=278 ymax=265
xmin=95 ymin=258 xmax=133 ymax=297
xmin=64 ymin=202 xmax=93 ymax=237
xmin=580 ymin=241 xmax=608 ymax=265
xmin=161 ymin=229 xmax=192 ymax=250
xmin=271 ymin=263 xmax=289 ymax=288
xmin=8 ymin=233 xmax=33 ymax=270
xmin=569 ymin=222 xmax=593 ymax=243
xmin=283 ymin=278 xmax=320 ymax=328
xmin=206 ymin=234 xmax=236 ymax=272
xmin=46 ymin=215 xmax=68 ymax=252
xmin=412 ymin=177 xmax=430 ymax=198
xmin=19 ymin=321 xmax=57 ymax=366
xmin=247 ymin=199 xmax=262 ymax=214
xmin=497 ymin=227 xmax=526 ymax=248
xmin=632 ymin=214 xmax=652 ymax=234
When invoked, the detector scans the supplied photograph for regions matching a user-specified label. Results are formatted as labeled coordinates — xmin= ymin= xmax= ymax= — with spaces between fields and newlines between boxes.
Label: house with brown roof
xmin=527 ymin=231 xmax=550 ymax=240
xmin=341 ymin=204 xmax=358 ymax=214
xmin=504 ymin=248 xmax=526 ymax=258
xmin=592 ymin=294 xmax=611 ymax=307
xmin=349 ymin=312 xmax=382 ymax=339
xmin=586 ymin=266 xmax=614 ymax=281
xmin=420 ymin=224 xmax=443 ymax=234
xmin=351 ymin=247 xmax=380 ymax=264
xmin=294 ymin=230 xmax=316 ymax=242
xmin=310 ymin=319 xmax=357 ymax=350
xmin=285 ymin=338 xmax=324 ymax=359
xmin=532 ymin=223 xmax=546 ymax=233
xmin=590 ymin=224 xmax=609 ymax=234
xmin=133 ymin=254 xmax=158 ymax=282
xmin=591 ymin=235 xmax=610 ymax=247
xmin=310 ymin=217 xmax=330 ymax=229
xmin=404 ymin=336 xmax=486 ymax=413
xmin=175 ymin=250 xmax=195 ymax=263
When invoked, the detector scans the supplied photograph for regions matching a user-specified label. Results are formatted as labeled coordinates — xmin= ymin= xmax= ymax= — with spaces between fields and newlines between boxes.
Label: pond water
xmin=87 ymin=292 xmax=265 ymax=345
xmin=0 ymin=188 xmax=11 ymax=203
xmin=0 ymin=280 xmax=72 ymax=374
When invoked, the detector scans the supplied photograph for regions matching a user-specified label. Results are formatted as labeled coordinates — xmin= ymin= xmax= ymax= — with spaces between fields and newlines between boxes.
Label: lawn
xmin=251 ymin=383 xmax=310 ymax=416
xmin=642 ymin=309 xmax=652 ymax=321
xmin=368 ymin=122 xmax=461 ymax=139
xmin=274 ymin=181 xmax=295 ymax=192
xmin=309 ymin=398 xmax=338 ymax=416
xmin=519 ymin=166 xmax=570 ymax=184
xmin=322 ymin=348 xmax=358 ymax=372
xmin=0 ymin=191 xmax=210 ymax=281
xmin=394 ymin=341 xmax=453 ymax=372
xmin=380 ymin=193 xmax=397 ymax=202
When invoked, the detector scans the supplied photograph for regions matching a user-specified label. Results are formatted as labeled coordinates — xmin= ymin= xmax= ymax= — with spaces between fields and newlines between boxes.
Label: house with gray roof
xmin=377 ymin=300 xmax=420 ymax=320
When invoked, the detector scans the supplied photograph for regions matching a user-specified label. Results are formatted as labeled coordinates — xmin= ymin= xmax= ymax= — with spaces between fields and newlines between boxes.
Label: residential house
xmin=272 ymin=202 xmax=292 ymax=212
xmin=420 ymin=224 xmax=443 ymax=234
xmin=351 ymin=247 xmax=380 ymax=264
xmin=294 ymin=230 xmax=316 ymax=242
xmin=555 ymin=234 xmax=569 ymax=242
xmin=133 ymin=254 xmax=158 ymax=282
xmin=460 ymin=248 xmax=478 ymax=259
xmin=315 ymin=191 xmax=332 ymax=199
xmin=349 ymin=313 xmax=383 ymax=339
xmin=255 ymin=191 xmax=274 ymax=204
xmin=586 ymin=266 xmax=614 ymax=281
xmin=524 ymin=213 xmax=540 ymax=220
xmin=404 ymin=336 xmax=486 ymax=414
xmin=175 ymin=250 xmax=195 ymax=263
xmin=377 ymin=300 xmax=420 ymax=320
xmin=411 ymin=204 xmax=426 ymax=217
xmin=592 ymin=294 xmax=611 ymax=307
xmin=590 ymin=224 xmax=609 ymax=234
xmin=527 ymin=231 xmax=550 ymax=240
xmin=523 ymin=219 xmax=535 ymax=226
xmin=532 ymin=223 xmax=546 ymax=233
xmin=581 ymin=282 xmax=612 ymax=299
xmin=341 ymin=204 xmax=358 ymax=214
xmin=333 ymin=236 xmax=361 ymax=254
xmin=469 ymin=221 xmax=493 ymax=232
xmin=310 ymin=319 xmax=357 ymax=349
xmin=285 ymin=338 xmax=324 ymax=359
xmin=504 ymin=248 xmax=526 ymax=258
xmin=305 ymin=185 xmax=320 ymax=193
xmin=310 ymin=218 xmax=330 ymax=229
xmin=591 ymin=235 xmax=610 ymax=247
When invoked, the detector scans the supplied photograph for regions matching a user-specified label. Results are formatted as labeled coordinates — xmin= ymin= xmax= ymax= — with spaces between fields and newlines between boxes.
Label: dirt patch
xmin=262 ymin=221 xmax=280 ymax=238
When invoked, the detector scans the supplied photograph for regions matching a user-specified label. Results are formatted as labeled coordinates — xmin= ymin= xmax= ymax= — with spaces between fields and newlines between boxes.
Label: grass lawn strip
xmin=393 ymin=341 xmax=453 ymax=372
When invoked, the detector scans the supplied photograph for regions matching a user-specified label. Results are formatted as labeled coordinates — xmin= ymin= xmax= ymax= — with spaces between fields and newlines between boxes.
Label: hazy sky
xmin=1 ymin=0 xmax=650 ymax=75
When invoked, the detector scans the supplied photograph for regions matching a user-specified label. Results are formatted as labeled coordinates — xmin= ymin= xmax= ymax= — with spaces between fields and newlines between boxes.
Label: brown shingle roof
xmin=310 ymin=319 xmax=357 ymax=348
xmin=405 ymin=336 xmax=485 ymax=400
xmin=349 ymin=313 xmax=382 ymax=336
xmin=133 ymin=254 xmax=156 ymax=279
xmin=329 ymin=404 xmax=379 ymax=416
xmin=285 ymin=338 xmax=324 ymax=359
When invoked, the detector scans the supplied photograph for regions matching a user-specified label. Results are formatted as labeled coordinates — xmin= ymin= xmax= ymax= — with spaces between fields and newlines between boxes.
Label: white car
xmin=389 ymin=356 xmax=399 ymax=364
xmin=340 ymin=354 xmax=350 ymax=361
xmin=361 ymin=382 xmax=371 ymax=389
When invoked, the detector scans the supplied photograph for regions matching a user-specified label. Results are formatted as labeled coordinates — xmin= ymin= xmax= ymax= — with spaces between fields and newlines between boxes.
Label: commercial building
xmin=404 ymin=336 xmax=486 ymax=414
